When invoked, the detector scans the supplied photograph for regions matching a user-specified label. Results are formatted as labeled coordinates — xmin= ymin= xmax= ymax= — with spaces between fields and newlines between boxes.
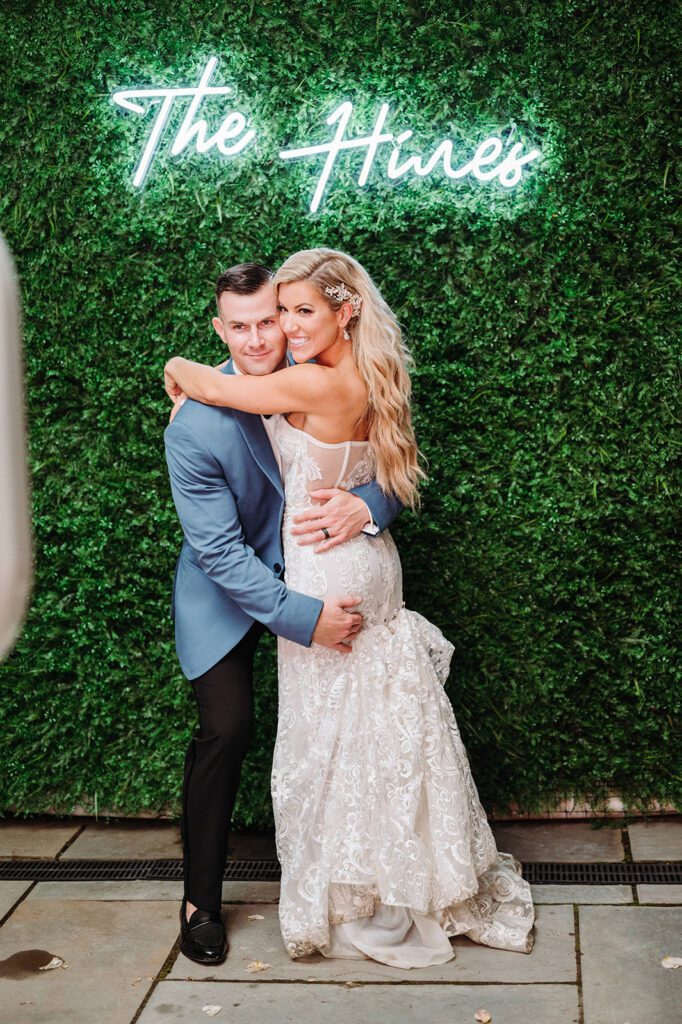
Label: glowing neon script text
xmin=112 ymin=58 xmax=542 ymax=207
xmin=111 ymin=56 xmax=255 ymax=187
xmin=280 ymin=101 xmax=542 ymax=212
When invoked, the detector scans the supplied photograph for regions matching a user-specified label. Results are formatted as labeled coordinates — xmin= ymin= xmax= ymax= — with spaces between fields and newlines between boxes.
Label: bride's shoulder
xmin=285 ymin=361 xmax=361 ymax=408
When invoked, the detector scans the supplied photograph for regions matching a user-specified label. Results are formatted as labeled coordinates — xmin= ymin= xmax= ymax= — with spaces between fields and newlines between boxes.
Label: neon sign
xmin=112 ymin=57 xmax=542 ymax=209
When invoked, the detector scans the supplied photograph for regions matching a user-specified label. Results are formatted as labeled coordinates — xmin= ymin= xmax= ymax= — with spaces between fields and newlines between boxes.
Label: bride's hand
xmin=165 ymin=359 xmax=187 ymax=422
xmin=164 ymin=358 xmax=184 ymax=403
xmin=168 ymin=392 xmax=187 ymax=423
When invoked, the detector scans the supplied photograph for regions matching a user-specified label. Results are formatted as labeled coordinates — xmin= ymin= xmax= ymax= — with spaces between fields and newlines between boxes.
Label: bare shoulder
xmin=289 ymin=362 xmax=356 ymax=399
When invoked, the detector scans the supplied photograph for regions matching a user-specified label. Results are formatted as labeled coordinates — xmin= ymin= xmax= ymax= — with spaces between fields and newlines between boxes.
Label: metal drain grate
xmin=524 ymin=861 xmax=682 ymax=885
xmin=0 ymin=858 xmax=281 ymax=882
xmin=0 ymin=859 xmax=680 ymax=884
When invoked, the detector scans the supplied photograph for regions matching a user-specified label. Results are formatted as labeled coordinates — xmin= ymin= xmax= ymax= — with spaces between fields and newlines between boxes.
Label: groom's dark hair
xmin=215 ymin=263 xmax=274 ymax=309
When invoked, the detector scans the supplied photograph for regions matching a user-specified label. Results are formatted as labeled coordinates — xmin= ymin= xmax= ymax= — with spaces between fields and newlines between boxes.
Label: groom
xmin=164 ymin=262 xmax=402 ymax=965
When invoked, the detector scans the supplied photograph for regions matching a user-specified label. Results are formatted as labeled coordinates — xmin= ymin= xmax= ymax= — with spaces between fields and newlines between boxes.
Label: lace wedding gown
xmin=270 ymin=414 xmax=535 ymax=968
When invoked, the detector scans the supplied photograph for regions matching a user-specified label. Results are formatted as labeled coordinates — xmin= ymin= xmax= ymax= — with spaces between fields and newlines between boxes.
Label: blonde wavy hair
xmin=273 ymin=248 xmax=426 ymax=509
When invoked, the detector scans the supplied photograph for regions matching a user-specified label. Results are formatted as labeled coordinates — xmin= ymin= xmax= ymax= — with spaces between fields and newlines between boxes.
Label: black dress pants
xmin=181 ymin=621 xmax=266 ymax=912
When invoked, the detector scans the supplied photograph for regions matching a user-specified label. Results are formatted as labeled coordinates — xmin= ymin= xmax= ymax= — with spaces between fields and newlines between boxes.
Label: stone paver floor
xmin=0 ymin=815 xmax=680 ymax=1024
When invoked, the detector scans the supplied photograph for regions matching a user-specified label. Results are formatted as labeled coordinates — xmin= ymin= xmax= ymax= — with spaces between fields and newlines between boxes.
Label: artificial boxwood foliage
xmin=0 ymin=0 xmax=679 ymax=825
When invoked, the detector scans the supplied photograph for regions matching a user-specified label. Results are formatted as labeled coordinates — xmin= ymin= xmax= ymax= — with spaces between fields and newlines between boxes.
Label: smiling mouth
xmin=289 ymin=336 xmax=310 ymax=348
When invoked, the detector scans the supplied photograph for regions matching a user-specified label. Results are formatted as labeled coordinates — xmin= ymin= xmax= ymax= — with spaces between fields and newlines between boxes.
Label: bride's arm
xmin=164 ymin=357 xmax=338 ymax=415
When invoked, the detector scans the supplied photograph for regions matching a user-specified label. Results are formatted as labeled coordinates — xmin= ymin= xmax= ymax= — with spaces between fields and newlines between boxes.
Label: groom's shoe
xmin=179 ymin=895 xmax=228 ymax=964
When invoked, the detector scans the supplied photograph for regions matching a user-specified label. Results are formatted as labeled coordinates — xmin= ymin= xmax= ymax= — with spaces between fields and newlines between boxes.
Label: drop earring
xmin=343 ymin=328 xmax=351 ymax=340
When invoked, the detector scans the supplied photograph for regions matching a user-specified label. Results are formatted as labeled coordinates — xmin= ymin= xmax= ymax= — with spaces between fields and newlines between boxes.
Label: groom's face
xmin=212 ymin=284 xmax=287 ymax=376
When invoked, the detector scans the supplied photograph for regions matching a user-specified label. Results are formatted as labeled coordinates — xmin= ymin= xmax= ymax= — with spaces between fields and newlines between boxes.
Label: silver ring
xmin=321 ymin=527 xmax=330 ymax=540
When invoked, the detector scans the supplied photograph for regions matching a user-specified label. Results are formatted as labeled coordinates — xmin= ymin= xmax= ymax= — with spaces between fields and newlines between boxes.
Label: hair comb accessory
xmin=324 ymin=282 xmax=362 ymax=316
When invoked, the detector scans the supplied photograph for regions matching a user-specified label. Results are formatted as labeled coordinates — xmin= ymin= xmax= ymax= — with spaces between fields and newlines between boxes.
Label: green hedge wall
xmin=1 ymin=0 xmax=679 ymax=825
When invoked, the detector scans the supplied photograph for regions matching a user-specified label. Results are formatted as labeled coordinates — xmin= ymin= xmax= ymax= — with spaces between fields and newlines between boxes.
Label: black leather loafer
xmin=179 ymin=895 xmax=228 ymax=964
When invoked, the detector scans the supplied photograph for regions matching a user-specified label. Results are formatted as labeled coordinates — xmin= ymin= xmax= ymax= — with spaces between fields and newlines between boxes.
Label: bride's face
xmin=277 ymin=281 xmax=348 ymax=363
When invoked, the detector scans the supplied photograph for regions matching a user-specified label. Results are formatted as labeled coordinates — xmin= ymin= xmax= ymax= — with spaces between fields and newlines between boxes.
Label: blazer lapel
xmin=222 ymin=359 xmax=284 ymax=499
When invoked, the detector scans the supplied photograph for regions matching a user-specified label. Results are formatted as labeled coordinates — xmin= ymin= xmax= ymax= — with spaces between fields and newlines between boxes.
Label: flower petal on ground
xmin=246 ymin=960 xmax=271 ymax=972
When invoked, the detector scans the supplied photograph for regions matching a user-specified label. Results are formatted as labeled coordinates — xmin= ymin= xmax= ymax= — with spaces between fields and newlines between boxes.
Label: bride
xmin=164 ymin=247 xmax=535 ymax=969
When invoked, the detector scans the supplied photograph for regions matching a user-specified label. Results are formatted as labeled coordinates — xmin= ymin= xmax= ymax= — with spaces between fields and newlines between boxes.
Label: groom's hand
xmin=312 ymin=597 xmax=363 ymax=653
xmin=292 ymin=489 xmax=372 ymax=552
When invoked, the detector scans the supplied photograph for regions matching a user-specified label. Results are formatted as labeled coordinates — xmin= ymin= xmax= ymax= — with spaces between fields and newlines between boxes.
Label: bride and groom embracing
xmin=163 ymin=248 xmax=535 ymax=970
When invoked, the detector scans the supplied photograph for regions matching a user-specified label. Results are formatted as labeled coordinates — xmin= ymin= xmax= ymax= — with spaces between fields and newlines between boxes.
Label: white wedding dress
xmin=270 ymin=414 xmax=535 ymax=968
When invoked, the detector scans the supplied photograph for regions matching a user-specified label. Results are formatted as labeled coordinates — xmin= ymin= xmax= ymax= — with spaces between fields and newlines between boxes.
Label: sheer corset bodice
xmin=276 ymin=414 xmax=376 ymax=505
xmin=271 ymin=414 xmax=403 ymax=629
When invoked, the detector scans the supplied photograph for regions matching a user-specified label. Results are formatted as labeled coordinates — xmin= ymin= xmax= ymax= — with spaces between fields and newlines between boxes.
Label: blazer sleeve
xmin=348 ymin=480 xmax=404 ymax=535
xmin=164 ymin=420 xmax=323 ymax=646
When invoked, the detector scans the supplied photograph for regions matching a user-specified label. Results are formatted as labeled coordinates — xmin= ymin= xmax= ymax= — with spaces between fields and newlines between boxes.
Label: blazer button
xmin=274 ymin=562 xmax=283 ymax=574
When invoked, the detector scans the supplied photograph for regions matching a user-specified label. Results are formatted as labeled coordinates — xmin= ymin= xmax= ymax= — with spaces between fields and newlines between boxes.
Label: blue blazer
xmin=164 ymin=358 xmax=403 ymax=679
